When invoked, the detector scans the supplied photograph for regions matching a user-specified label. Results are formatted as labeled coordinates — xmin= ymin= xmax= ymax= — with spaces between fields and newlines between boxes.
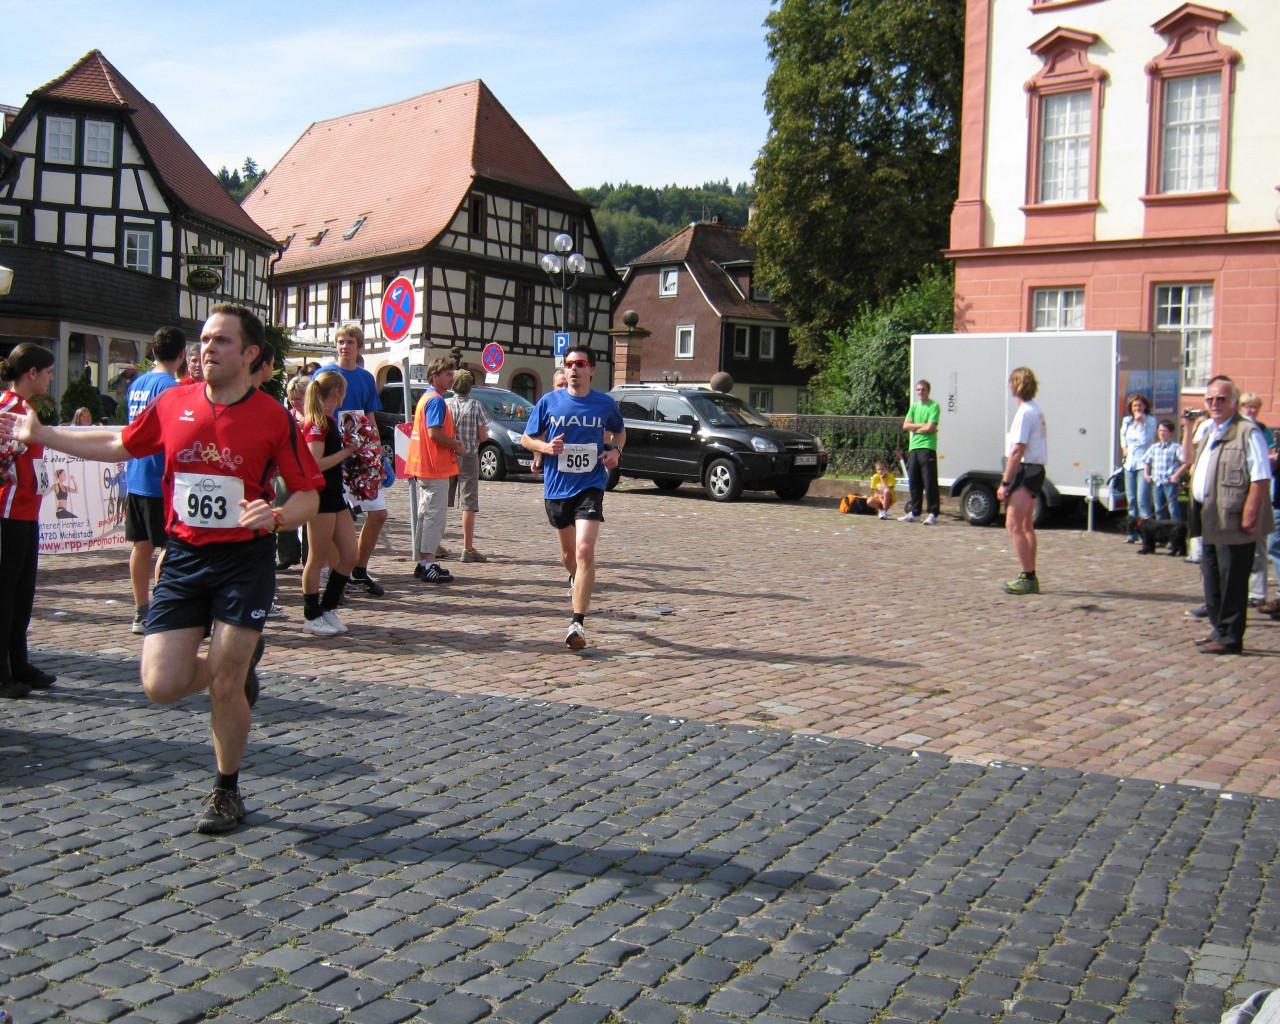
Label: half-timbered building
xmin=242 ymin=79 xmax=619 ymax=399
xmin=613 ymin=219 xmax=811 ymax=413
xmin=950 ymin=1 xmax=1280 ymax=414
xmin=0 ymin=51 xmax=277 ymax=409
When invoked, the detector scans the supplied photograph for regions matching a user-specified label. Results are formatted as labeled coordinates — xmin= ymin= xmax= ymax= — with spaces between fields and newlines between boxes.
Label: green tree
xmin=750 ymin=0 xmax=965 ymax=366
xmin=811 ymin=264 xmax=955 ymax=416
xmin=216 ymin=158 xmax=266 ymax=203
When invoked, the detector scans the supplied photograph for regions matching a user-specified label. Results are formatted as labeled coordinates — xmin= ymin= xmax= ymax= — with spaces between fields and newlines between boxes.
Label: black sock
xmin=322 ymin=571 xmax=350 ymax=611
xmin=216 ymin=771 xmax=238 ymax=792
xmin=304 ymin=592 xmax=322 ymax=620
xmin=351 ymin=566 xmax=369 ymax=580
xmin=573 ymin=613 xmax=585 ymax=625
xmin=1023 ymin=571 xmax=1037 ymax=580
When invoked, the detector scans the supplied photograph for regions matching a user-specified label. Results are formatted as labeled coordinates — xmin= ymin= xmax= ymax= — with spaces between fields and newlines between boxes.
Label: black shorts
xmin=1008 ymin=463 xmax=1046 ymax=498
xmin=545 ymin=488 xmax=605 ymax=531
xmin=146 ymin=536 xmax=276 ymax=636
xmin=317 ymin=485 xmax=348 ymax=515
xmin=124 ymin=494 xmax=168 ymax=547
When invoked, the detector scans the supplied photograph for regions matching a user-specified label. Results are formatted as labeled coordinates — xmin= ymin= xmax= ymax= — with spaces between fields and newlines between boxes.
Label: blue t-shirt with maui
xmin=318 ymin=362 xmax=381 ymax=414
xmin=124 ymin=368 xmax=179 ymax=496
xmin=526 ymin=388 xmax=624 ymax=501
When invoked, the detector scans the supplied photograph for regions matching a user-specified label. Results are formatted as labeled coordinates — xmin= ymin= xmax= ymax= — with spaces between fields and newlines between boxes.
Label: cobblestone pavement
xmin=5 ymin=480 xmax=1280 ymax=1022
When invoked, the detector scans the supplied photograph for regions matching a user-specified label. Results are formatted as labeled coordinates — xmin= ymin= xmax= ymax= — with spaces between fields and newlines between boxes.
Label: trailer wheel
xmin=961 ymin=482 xmax=999 ymax=526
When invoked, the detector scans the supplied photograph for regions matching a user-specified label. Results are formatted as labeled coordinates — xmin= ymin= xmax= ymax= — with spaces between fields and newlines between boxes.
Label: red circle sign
xmin=381 ymin=276 xmax=416 ymax=343
xmin=482 ymin=343 xmax=505 ymax=373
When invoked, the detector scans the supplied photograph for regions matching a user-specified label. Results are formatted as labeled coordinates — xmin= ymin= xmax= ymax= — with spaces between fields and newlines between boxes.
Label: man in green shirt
xmin=900 ymin=379 xmax=941 ymax=525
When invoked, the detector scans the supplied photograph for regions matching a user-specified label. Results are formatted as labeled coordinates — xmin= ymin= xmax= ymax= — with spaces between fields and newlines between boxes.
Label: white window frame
xmin=1155 ymin=283 xmax=1214 ymax=389
xmin=1032 ymin=288 xmax=1085 ymax=331
xmin=45 ymin=115 xmax=75 ymax=164
xmin=733 ymin=326 xmax=749 ymax=358
xmin=83 ymin=120 xmax=114 ymax=167
xmin=759 ymin=328 xmax=776 ymax=361
xmin=1161 ymin=74 xmax=1220 ymax=194
xmin=0 ymin=219 xmax=17 ymax=245
xmin=1038 ymin=91 xmax=1091 ymax=203
xmin=123 ymin=229 xmax=154 ymax=273
xmin=659 ymin=267 xmax=679 ymax=297
xmin=675 ymin=324 xmax=694 ymax=359
xmin=749 ymin=388 xmax=774 ymax=413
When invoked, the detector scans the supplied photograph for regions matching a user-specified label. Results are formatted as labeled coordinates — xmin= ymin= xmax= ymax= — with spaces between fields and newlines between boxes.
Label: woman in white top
xmin=997 ymin=367 xmax=1048 ymax=595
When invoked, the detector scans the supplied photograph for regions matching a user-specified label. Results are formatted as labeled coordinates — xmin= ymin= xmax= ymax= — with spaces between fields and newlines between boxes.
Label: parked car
xmin=375 ymin=383 xmax=536 ymax=480
xmin=607 ymin=385 xmax=827 ymax=502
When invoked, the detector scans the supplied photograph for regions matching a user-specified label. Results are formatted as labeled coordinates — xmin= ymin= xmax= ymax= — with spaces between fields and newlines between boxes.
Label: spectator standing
xmin=997 ymin=367 xmax=1047 ymax=595
xmin=531 ymin=367 xmax=568 ymax=474
xmin=1120 ymin=393 xmax=1158 ymax=542
xmin=317 ymin=324 xmax=387 ymax=597
xmin=124 ymin=327 xmax=186 ymax=634
xmin=0 ymin=344 xmax=57 ymax=698
xmin=1239 ymin=392 xmax=1274 ymax=606
xmin=178 ymin=342 xmax=204 ymax=386
xmin=406 ymin=357 xmax=462 ymax=583
xmin=899 ymin=379 xmax=940 ymax=525
xmin=447 ymin=369 xmax=489 ymax=562
xmin=1187 ymin=377 xmax=1273 ymax=654
xmin=1143 ymin=419 xmax=1184 ymax=521
xmin=275 ymin=374 xmax=311 ymax=572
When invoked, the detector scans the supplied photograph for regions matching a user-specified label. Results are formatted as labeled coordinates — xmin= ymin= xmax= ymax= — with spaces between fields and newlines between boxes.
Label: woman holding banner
xmin=0 ymin=343 xmax=58 ymax=697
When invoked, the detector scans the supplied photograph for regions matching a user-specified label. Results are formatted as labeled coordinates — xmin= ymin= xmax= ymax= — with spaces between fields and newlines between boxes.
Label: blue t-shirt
xmin=124 ymin=368 xmax=178 ymax=497
xmin=525 ymin=388 xmax=624 ymax=500
xmin=318 ymin=362 xmax=381 ymax=414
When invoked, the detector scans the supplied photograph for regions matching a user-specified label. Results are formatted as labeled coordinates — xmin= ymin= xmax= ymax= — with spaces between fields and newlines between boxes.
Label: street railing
xmin=767 ymin=414 xmax=904 ymax=478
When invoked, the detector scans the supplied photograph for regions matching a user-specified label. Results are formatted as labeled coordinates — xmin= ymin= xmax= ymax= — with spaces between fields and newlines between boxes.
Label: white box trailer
xmin=909 ymin=331 xmax=1183 ymax=525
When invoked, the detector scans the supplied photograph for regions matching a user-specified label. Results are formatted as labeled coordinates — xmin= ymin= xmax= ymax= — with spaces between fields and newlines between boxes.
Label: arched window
xmin=510 ymin=372 xmax=537 ymax=402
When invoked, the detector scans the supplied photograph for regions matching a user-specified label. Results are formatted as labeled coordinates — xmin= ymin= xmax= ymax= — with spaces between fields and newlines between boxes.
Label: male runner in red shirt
xmin=0 ymin=304 xmax=323 ymax=834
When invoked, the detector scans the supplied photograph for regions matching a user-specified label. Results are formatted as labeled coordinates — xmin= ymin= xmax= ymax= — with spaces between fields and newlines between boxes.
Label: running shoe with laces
xmin=196 ymin=787 xmax=246 ymax=834
xmin=419 ymin=563 xmax=453 ymax=583
xmin=245 ymin=635 xmax=264 ymax=709
xmin=436 ymin=545 xmax=452 ymax=560
xmin=565 ymin=621 xmax=587 ymax=650
xmin=1003 ymin=574 xmax=1041 ymax=595
xmin=131 ymin=608 xmax=147 ymax=635
xmin=321 ymin=609 xmax=348 ymax=634
xmin=567 ymin=574 xmax=575 ymax=598
xmin=898 ymin=513 xmax=921 ymax=523
xmin=922 ymin=513 xmax=938 ymax=526
xmin=461 ymin=548 xmax=487 ymax=563
xmin=267 ymin=602 xmax=286 ymax=618
xmin=350 ymin=571 xmax=385 ymax=596
xmin=302 ymin=615 xmax=340 ymax=637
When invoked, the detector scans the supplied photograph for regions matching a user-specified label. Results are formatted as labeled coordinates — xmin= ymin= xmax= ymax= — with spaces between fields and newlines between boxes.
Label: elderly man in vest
xmin=1189 ymin=376 xmax=1274 ymax=655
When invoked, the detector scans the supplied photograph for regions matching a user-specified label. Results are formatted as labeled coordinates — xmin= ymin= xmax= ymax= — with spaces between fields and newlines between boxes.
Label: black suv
xmin=376 ymin=383 xmax=536 ymax=480
xmin=608 ymin=385 xmax=827 ymax=501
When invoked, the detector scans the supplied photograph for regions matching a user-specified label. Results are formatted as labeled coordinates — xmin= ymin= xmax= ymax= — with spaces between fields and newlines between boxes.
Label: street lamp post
xmin=539 ymin=232 xmax=587 ymax=340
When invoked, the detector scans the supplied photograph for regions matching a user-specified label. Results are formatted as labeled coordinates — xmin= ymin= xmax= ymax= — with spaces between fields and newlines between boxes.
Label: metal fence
xmin=767 ymin=414 xmax=904 ymax=478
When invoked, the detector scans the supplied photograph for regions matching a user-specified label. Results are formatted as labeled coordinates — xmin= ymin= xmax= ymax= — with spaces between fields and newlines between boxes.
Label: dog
xmin=1137 ymin=517 xmax=1188 ymax=557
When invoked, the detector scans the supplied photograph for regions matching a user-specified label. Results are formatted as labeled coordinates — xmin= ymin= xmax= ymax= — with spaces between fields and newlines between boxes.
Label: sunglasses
xmin=563 ymin=359 xmax=590 ymax=368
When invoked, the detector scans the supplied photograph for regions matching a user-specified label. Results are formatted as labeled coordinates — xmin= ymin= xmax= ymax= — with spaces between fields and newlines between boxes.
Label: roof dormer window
xmin=44 ymin=115 xmax=75 ymax=164
xmin=343 ymin=216 xmax=367 ymax=240
xmin=84 ymin=120 xmax=114 ymax=167
xmin=309 ymin=229 xmax=328 ymax=247
xmin=281 ymin=233 xmax=296 ymax=250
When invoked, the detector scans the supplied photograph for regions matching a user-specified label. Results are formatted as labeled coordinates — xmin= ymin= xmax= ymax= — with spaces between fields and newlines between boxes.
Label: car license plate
xmin=795 ymin=454 xmax=817 ymax=466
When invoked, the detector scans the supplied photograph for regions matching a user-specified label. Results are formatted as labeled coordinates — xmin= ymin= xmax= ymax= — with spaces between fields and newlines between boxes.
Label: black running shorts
xmin=146 ymin=536 xmax=276 ymax=635
xmin=1008 ymin=463 xmax=1045 ymax=498
xmin=545 ymin=488 xmax=605 ymax=531
xmin=124 ymin=494 xmax=169 ymax=547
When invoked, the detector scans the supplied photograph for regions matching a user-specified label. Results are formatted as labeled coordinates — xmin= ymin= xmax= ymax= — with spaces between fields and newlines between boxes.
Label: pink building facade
xmin=948 ymin=0 xmax=1280 ymax=414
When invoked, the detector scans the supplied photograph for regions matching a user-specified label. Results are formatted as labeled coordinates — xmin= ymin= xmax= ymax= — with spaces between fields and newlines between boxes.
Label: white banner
xmin=37 ymin=428 xmax=130 ymax=554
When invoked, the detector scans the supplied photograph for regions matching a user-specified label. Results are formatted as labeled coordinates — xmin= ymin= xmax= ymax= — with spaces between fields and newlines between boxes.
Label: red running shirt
xmin=121 ymin=383 xmax=323 ymax=545
xmin=0 ymin=390 xmax=46 ymax=521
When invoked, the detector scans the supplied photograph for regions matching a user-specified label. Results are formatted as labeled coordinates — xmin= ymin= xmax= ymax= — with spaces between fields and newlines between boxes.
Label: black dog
xmin=1137 ymin=518 xmax=1188 ymax=557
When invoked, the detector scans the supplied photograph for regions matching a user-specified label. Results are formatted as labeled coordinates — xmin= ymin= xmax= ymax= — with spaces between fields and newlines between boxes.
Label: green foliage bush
xmin=59 ymin=374 xmax=103 ymax=424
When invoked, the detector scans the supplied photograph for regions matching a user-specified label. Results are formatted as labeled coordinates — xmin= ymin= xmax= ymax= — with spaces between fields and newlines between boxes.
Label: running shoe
xmin=565 ymin=622 xmax=587 ymax=650
xmin=461 ymin=548 xmax=487 ymax=563
xmin=567 ymin=574 xmax=575 ymax=598
xmin=436 ymin=545 xmax=453 ymax=560
xmin=321 ymin=609 xmax=348 ymax=634
xmin=131 ymin=609 xmax=147 ymax=635
xmin=350 ymin=571 xmax=385 ymax=596
xmin=419 ymin=563 xmax=453 ymax=584
xmin=245 ymin=635 xmax=264 ymax=709
xmin=302 ymin=615 xmax=340 ymax=637
xmin=923 ymin=514 xmax=938 ymax=526
xmin=878 ymin=511 xmax=889 ymax=520
xmin=1003 ymin=575 xmax=1041 ymax=595
xmin=898 ymin=513 xmax=921 ymax=523
xmin=267 ymin=602 xmax=287 ymax=618
xmin=195 ymin=787 xmax=245 ymax=834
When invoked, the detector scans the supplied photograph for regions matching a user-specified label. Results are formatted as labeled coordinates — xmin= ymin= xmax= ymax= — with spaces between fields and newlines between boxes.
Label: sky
xmin=0 ymin=0 xmax=775 ymax=190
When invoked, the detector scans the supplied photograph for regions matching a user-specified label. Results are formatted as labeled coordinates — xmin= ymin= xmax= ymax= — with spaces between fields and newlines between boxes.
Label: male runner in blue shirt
xmin=522 ymin=346 xmax=625 ymax=649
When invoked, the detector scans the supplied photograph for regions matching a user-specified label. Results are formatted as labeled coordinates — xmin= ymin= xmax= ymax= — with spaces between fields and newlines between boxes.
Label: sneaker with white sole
xmin=461 ymin=548 xmax=487 ymax=563
xmin=321 ymin=609 xmax=348 ymax=634
xmin=302 ymin=615 xmax=340 ymax=637
xmin=877 ymin=511 xmax=888 ymax=520
xmin=567 ymin=574 xmax=575 ymax=598
xmin=131 ymin=608 xmax=147 ymax=635
xmin=436 ymin=545 xmax=452 ymax=560
xmin=565 ymin=622 xmax=587 ymax=650
xmin=267 ymin=602 xmax=286 ymax=618
xmin=350 ymin=572 xmax=385 ymax=596
xmin=922 ymin=514 xmax=938 ymax=526
xmin=898 ymin=513 xmax=921 ymax=523
xmin=419 ymin=563 xmax=453 ymax=584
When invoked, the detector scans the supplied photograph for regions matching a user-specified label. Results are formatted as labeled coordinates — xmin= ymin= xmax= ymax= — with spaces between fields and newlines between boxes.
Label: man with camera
xmin=1183 ymin=377 xmax=1273 ymax=654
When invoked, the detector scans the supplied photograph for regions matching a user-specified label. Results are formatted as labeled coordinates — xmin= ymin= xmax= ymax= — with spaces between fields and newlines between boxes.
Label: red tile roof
xmin=243 ymin=80 xmax=581 ymax=275
xmin=631 ymin=222 xmax=786 ymax=323
xmin=28 ymin=51 xmax=275 ymax=248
